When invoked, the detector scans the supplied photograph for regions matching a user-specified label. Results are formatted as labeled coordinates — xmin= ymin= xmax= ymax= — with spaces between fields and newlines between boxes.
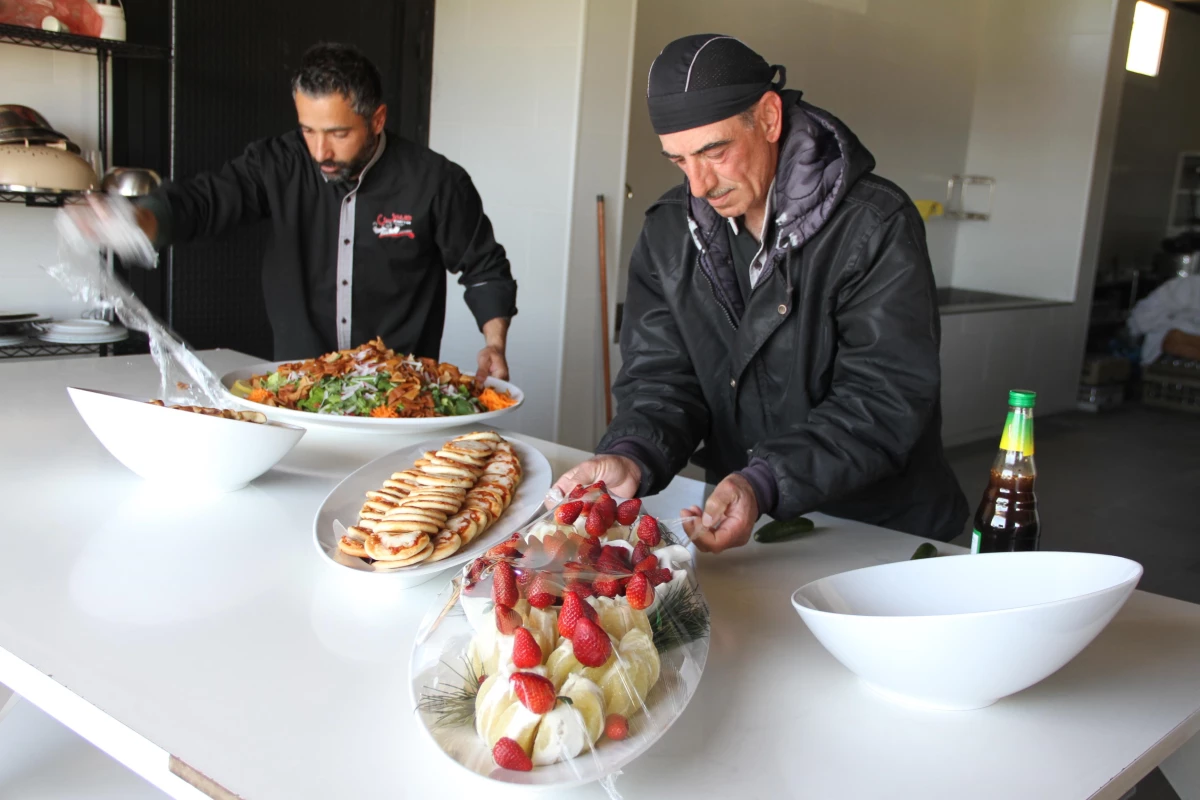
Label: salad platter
xmin=221 ymin=338 xmax=523 ymax=432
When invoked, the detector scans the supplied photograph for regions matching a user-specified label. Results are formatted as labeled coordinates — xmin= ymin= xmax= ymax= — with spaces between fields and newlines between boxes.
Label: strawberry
xmin=510 ymin=672 xmax=557 ymax=714
xmin=515 ymin=565 xmax=536 ymax=592
xmin=487 ymin=539 xmax=522 ymax=560
xmin=585 ymin=480 xmax=607 ymax=493
xmin=631 ymin=542 xmax=652 ymax=566
xmin=555 ymin=500 xmax=584 ymax=524
xmin=576 ymin=535 xmax=602 ymax=564
xmin=636 ymin=515 xmax=662 ymax=547
xmin=567 ymin=483 xmax=586 ymax=500
xmin=626 ymin=572 xmax=653 ymax=610
xmin=565 ymin=579 xmax=594 ymax=599
xmin=605 ymin=713 xmax=629 ymax=741
xmin=592 ymin=573 xmax=621 ymax=598
xmin=584 ymin=505 xmax=609 ymax=538
xmin=495 ymin=603 xmax=522 ymax=635
xmin=492 ymin=561 xmax=518 ymax=607
xmin=542 ymin=532 xmax=570 ymax=563
xmin=634 ymin=554 xmax=659 ymax=573
xmin=466 ymin=557 xmax=490 ymax=589
xmin=512 ymin=627 xmax=543 ymax=669
xmin=580 ymin=501 xmax=594 ymax=516
xmin=648 ymin=567 xmax=673 ymax=586
xmin=527 ymin=572 xmax=558 ymax=609
xmin=558 ymin=590 xmax=597 ymax=638
xmin=597 ymin=546 xmax=630 ymax=575
xmin=615 ymin=498 xmax=642 ymax=525
xmin=493 ymin=737 xmax=533 ymax=771
xmin=571 ymin=617 xmax=612 ymax=667
xmin=563 ymin=560 xmax=587 ymax=582
xmin=594 ymin=494 xmax=617 ymax=528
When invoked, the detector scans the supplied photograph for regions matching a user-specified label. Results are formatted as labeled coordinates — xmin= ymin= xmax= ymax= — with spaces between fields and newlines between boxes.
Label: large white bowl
xmin=791 ymin=551 xmax=1142 ymax=710
xmin=68 ymin=387 xmax=305 ymax=493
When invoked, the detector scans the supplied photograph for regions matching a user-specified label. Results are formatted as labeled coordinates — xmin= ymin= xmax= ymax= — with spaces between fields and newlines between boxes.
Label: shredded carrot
xmin=247 ymin=388 xmax=273 ymax=404
xmin=478 ymin=387 xmax=518 ymax=412
xmin=370 ymin=405 xmax=399 ymax=418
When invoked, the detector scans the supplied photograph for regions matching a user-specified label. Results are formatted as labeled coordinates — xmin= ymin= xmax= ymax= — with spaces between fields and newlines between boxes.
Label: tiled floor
xmin=945 ymin=403 xmax=1200 ymax=800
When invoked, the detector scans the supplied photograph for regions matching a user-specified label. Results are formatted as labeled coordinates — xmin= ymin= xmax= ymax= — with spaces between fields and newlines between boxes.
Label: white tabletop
xmin=2 ymin=351 xmax=1199 ymax=800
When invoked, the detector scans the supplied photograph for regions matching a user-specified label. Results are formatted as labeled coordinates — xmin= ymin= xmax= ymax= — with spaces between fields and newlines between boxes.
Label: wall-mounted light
xmin=1126 ymin=1 xmax=1169 ymax=77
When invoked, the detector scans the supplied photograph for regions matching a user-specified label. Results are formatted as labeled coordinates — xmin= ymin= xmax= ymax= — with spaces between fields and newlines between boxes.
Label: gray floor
xmin=945 ymin=404 xmax=1200 ymax=800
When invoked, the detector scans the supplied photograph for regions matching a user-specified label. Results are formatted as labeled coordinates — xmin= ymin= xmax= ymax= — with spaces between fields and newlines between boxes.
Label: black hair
xmin=291 ymin=42 xmax=383 ymax=119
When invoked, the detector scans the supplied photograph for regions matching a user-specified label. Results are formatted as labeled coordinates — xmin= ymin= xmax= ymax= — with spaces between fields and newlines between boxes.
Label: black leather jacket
xmin=598 ymin=91 xmax=968 ymax=542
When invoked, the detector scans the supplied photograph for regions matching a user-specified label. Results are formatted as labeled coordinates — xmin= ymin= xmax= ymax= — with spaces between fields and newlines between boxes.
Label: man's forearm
xmin=482 ymin=317 xmax=509 ymax=351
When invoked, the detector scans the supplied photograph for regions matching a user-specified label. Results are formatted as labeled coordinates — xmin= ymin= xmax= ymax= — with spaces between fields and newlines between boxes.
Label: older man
xmin=556 ymin=34 xmax=967 ymax=551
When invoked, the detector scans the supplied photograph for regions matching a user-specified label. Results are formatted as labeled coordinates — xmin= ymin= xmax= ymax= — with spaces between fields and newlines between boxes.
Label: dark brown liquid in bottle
xmin=973 ymin=469 xmax=1040 ymax=552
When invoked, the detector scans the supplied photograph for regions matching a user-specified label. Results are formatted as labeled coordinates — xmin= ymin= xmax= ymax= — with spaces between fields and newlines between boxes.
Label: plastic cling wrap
xmin=49 ymin=197 xmax=228 ymax=408
xmin=411 ymin=482 xmax=710 ymax=796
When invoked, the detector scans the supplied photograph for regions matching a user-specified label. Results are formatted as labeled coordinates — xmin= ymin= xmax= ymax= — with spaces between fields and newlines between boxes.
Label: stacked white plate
xmin=0 ymin=334 xmax=27 ymax=347
xmin=37 ymin=319 xmax=128 ymax=344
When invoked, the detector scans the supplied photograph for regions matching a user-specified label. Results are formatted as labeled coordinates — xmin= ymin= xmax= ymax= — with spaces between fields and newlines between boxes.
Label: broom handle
xmin=596 ymin=195 xmax=613 ymax=425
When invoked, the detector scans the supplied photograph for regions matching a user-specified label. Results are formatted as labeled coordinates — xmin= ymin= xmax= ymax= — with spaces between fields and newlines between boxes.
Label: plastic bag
xmin=47 ymin=196 xmax=230 ymax=409
xmin=0 ymin=0 xmax=103 ymax=36
xmin=411 ymin=482 xmax=710 ymax=796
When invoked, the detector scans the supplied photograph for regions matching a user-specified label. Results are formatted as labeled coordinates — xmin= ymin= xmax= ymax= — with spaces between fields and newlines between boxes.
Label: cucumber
xmin=910 ymin=542 xmax=939 ymax=560
xmin=753 ymin=517 xmax=815 ymax=543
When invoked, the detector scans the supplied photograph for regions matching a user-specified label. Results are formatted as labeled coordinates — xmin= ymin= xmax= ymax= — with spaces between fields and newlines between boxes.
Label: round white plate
xmin=312 ymin=435 xmax=552 ymax=586
xmin=221 ymin=361 xmax=525 ymax=433
xmin=38 ymin=330 xmax=129 ymax=344
xmin=0 ymin=311 xmax=39 ymax=321
xmin=46 ymin=319 xmax=114 ymax=331
xmin=409 ymin=545 xmax=710 ymax=788
xmin=0 ymin=335 xmax=27 ymax=347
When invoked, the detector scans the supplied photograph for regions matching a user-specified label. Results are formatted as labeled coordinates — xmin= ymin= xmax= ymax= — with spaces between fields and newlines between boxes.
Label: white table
xmin=2 ymin=351 xmax=1199 ymax=800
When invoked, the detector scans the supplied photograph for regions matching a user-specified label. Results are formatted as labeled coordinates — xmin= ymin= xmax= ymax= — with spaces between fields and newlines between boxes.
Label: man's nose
xmin=686 ymin=161 xmax=717 ymax=199
xmin=314 ymin=134 xmax=333 ymax=162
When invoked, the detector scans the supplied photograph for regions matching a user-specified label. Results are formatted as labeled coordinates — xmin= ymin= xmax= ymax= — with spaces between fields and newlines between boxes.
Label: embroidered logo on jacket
xmin=373 ymin=213 xmax=415 ymax=239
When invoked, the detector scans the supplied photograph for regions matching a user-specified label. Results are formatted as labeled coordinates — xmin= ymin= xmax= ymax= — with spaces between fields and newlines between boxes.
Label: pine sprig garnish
xmin=649 ymin=582 xmax=710 ymax=652
xmin=416 ymin=656 xmax=483 ymax=728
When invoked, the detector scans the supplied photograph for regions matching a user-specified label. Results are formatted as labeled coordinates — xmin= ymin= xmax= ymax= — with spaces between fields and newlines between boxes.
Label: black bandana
xmin=646 ymin=34 xmax=786 ymax=135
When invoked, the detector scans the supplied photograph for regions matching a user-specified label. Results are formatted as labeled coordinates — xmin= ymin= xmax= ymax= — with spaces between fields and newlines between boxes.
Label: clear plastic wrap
xmin=411 ymin=482 xmax=710 ymax=796
xmin=48 ymin=197 xmax=229 ymax=408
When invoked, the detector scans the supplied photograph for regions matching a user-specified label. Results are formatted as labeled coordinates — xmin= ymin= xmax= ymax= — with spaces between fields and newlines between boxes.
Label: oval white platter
xmin=312 ymin=435 xmax=552 ymax=587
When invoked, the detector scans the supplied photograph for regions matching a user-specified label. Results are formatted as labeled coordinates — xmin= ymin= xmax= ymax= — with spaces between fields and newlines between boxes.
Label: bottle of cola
xmin=971 ymin=390 xmax=1040 ymax=553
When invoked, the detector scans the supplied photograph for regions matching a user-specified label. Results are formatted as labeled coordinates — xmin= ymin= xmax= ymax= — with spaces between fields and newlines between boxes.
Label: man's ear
xmin=372 ymin=103 xmax=388 ymax=135
xmin=762 ymin=92 xmax=783 ymax=144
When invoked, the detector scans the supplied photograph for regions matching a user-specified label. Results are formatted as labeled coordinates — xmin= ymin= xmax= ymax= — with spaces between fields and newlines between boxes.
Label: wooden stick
xmin=596 ymin=195 xmax=613 ymax=425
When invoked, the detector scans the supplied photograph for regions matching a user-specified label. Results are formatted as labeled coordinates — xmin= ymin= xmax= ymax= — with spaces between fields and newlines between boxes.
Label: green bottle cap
xmin=1009 ymin=389 xmax=1037 ymax=408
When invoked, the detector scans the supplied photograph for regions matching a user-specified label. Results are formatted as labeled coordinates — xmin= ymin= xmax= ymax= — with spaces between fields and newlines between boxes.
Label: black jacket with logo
xmin=598 ymin=92 xmax=968 ymax=541
xmin=141 ymin=130 xmax=517 ymax=360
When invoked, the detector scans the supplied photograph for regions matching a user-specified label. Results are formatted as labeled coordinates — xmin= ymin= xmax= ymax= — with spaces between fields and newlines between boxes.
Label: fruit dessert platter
xmin=337 ymin=431 xmax=521 ymax=570
xmin=412 ymin=482 xmax=710 ymax=785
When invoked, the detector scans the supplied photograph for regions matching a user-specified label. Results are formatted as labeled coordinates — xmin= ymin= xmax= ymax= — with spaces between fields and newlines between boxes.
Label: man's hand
xmin=551 ymin=455 xmax=642 ymax=505
xmin=682 ymin=473 xmax=759 ymax=554
xmin=477 ymin=317 xmax=510 ymax=383
xmin=476 ymin=344 xmax=509 ymax=382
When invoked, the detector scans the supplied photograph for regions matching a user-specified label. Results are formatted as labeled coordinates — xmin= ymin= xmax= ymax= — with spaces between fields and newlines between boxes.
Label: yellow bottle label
xmin=998 ymin=411 xmax=1035 ymax=456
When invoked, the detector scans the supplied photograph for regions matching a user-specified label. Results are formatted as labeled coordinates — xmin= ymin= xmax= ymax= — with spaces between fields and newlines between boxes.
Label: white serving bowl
xmin=68 ymin=387 xmax=305 ymax=493
xmin=791 ymin=551 xmax=1142 ymax=710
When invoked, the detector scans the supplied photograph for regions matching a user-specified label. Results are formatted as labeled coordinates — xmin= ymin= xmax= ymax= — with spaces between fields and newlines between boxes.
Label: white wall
xmin=940 ymin=0 xmax=1133 ymax=443
xmin=949 ymin=0 xmax=1119 ymax=302
xmin=0 ymin=47 xmax=101 ymax=319
xmin=428 ymin=0 xmax=587 ymax=442
xmin=618 ymin=0 xmax=987 ymax=294
xmin=556 ymin=0 xmax=638 ymax=452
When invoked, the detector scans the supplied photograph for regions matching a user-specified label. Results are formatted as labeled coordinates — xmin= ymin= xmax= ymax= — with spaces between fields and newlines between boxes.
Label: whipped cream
xmin=531 ymin=673 xmax=604 ymax=765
